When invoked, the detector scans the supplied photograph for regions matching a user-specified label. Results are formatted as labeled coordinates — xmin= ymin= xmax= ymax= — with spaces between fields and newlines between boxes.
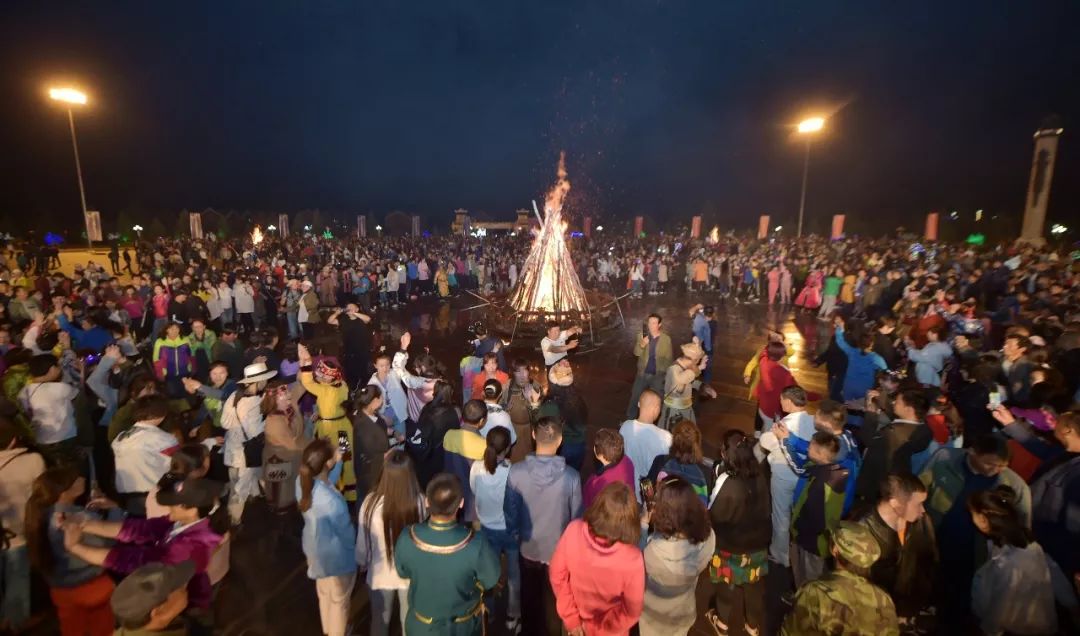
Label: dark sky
xmin=2 ymin=1 xmax=1078 ymax=235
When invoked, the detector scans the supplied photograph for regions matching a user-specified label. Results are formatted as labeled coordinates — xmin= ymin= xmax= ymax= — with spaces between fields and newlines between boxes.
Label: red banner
xmin=583 ymin=216 xmax=592 ymax=238
xmin=690 ymin=215 xmax=702 ymax=239
xmin=925 ymin=212 xmax=939 ymax=241
xmin=633 ymin=216 xmax=644 ymax=236
xmin=831 ymin=214 xmax=845 ymax=240
xmin=757 ymin=215 xmax=770 ymax=239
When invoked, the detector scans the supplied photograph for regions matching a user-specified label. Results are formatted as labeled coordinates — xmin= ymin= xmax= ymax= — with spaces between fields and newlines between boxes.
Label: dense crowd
xmin=0 ymin=228 xmax=1078 ymax=636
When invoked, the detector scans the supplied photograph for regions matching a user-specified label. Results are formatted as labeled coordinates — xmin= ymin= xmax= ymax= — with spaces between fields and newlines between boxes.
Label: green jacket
xmin=634 ymin=332 xmax=673 ymax=376
xmin=187 ymin=329 xmax=217 ymax=359
xmin=1 ymin=364 xmax=32 ymax=439
xmin=782 ymin=569 xmax=899 ymax=636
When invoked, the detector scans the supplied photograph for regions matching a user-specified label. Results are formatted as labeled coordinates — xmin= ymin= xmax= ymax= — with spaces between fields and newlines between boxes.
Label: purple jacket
xmin=582 ymin=455 xmax=636 ymax=509
xmin=104 ymin=517 xmax=222 ymax=609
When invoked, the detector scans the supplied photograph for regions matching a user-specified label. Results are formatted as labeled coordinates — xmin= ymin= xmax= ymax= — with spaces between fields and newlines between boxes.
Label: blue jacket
xmin=787 ymin=430 xmax=860 ymax=517
xmin=58 ymin=314 xmax=112 ymax=353
xmin=907 ymin=341 xmax=952 ymax=387
xmin=834 ymin=326 xmax=887 ymax=401
xmin=296 ymin=462 xmax=356 ymax=579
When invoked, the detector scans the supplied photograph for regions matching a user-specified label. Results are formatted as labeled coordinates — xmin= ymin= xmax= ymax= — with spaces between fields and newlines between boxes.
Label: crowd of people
xmin=0 ymin=227 xmax=1077 ymax=636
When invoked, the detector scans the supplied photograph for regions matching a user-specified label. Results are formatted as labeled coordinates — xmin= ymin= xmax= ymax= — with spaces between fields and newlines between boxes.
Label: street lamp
xmin=375 ymin=224 xmax=383 ymax=236
xmin=49 ymin=87 xmax=92 ymax=248
xmin=267 ymin=224 xmax=276 ymax=232
xmin=795 ymin=116 xmax=825 ymax=238
xmin=596 ymin=225 xmax=604 ymax=232
xmin=132 ymin=224 xmax=143 ymax=240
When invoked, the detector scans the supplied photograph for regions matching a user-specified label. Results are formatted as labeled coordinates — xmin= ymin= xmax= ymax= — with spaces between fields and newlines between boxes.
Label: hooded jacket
xmin=152 ymin=336 xmax=193 ymax=381
xmin=549 ymin=519 xmax=645 ymax=635
xmin=641 ymin=530 xmax=715 ymax=633
xmin=504 ymin=454 xmax=582 ymax=563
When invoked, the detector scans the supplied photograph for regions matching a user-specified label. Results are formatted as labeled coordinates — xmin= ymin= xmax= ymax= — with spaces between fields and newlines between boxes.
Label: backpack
xmin=656 ymin=458 xmax=712 ymax=504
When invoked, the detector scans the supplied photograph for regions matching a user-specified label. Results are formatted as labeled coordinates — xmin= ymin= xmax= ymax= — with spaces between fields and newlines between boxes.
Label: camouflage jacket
xmin=781 ymin=569 xmax=899 ymax=636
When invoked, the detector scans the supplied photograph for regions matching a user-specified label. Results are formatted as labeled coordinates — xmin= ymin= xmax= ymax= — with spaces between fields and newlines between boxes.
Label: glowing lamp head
xmin=49 ymin=87 xmax=88 ymax=105
xmin=797 ymin=117 xmax=825 ymax=134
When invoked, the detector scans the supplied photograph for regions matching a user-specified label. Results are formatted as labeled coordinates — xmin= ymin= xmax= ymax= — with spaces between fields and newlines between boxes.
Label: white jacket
xmin=111 ymin=423 xmax=177 ymax=493
xmin=233 ymin=283 xmax=255 ymax=313
xmin=220 ymin=394 xmax=265 ymax=468
xmin=355 ymin=495 xmax=424 ymax=590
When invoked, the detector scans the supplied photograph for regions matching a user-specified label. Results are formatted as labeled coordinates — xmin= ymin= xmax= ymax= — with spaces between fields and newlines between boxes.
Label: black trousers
xmin=713 ymin=578 xmax=764 ymax=633
xmin=520 ymin=556 xmax=560 ymax=636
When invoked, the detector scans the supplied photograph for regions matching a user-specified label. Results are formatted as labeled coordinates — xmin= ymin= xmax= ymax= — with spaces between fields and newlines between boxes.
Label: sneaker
xmin=505 ymin=617 xmax=521 ymax=635
xmin=705 ymin=609 xmax=729 ymax=636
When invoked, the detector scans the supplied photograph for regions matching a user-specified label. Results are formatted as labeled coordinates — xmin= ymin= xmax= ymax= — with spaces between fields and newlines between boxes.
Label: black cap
xmin=155 ymin=478 xmax=223 ymax=509
xmin=111 ymin=561 xmax=195 ymax=627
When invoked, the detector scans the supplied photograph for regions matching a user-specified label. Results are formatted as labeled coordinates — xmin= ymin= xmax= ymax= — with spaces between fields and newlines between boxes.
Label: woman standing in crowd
xmin=352 ymin=384 xmax=390 ymax=501
xmin=25 ymin=466 xmax=115 ymax=636
xmin=408 ymin=379 xmax=459 ymax=488
xmin=640 ymin=476 xmax=715 ymax=636
xmin=470 ymin=427 xmax=522 ymax=633
xmin=549 ymin=482 xmax=645 ymax=635
xmin=297 ymin=438 xmax=356 ymax=636
xmin=646 ymin=420 xmax=715 ymax=504
xmin=152 ymin=321 xmax=193 ymax=398
xmin=968 ymin=486 xmax=1078 ymax=636
xmin=355 ymin=450 xmax=425 ymax=636
xmin=261 ymin=379 xmax=308 ymax=511
xmin=706 ymin=429 xmax=771 ymax=636
xmin=220 ymin=362 xmax=274 ymax=525
xmin=299 ymin=343 xmax=357 ymax=506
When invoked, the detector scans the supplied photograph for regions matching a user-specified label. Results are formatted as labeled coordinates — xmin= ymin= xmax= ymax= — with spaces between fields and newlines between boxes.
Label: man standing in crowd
xmin=327 ymin=302 xmax=372 ymax=391
xmin=855 ymin=389 xmax=932 ymax=504
xmin=111 ymin=561 xmax=195 ymax=635
xmin=504 ymin=417 xmax=583 ymax=636
xmin=298 ymin=280 xmax=320 ymax=340
xmin=395 ymin=473 xmax=500 ymax=635
xmin=540 ymin=321 xmax=581 ymax=369
xmin=619 ymin=389 xmax=670 ymax=503
xmin=627 ymin=313 xmax=672 ymax=419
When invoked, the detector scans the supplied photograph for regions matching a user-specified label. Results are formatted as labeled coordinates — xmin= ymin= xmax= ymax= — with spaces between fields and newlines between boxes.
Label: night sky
xmin=1 ymin=1 xmax=1078 ymax=236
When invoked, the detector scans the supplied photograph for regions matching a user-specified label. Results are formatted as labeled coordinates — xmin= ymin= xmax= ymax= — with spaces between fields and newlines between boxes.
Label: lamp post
xmin=795 ymin=116 xmax=825 ymax=238
xmin=132 ymin=224 xmax=143 ymax=241
xmin=375 ymin=224 xmax=383 ymax=237
xmin=49 ymin=87 xmax=92 ymax=248
xmin=596 ymin=225 xmax=604 ymax=232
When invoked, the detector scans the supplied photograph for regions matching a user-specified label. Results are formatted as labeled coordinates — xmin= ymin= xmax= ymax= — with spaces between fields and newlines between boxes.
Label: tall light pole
xmin=49 ymin=87 xmax=91 ymax=248
xmin=796 ymin=116 xmax=825 ymax=238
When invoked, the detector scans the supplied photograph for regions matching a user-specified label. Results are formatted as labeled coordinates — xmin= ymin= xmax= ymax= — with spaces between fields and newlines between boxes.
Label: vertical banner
xmin=830 ymin=214 xmax=845 ymax=240
xmin=411 ymin=215 xmax=421 ymax=237
xmin=583 ymin=216 xmax=592 ymax=238
xmin=189 ymin=212 xmax=204 ymax=239
xmin=1020 ymin=126 xmax=1063 ymax=242
xmin=690 ymin=215 xmax=702 ymax=239
xmin=358 ymin=215 xmax=367 ymax=238
xmin=84 ymin=210 xmax=103 ymax=241
xmin=278 ymin=214 xmax=289 ymax=238
xmin=633 ymin=216 xmax=644 ymax=236
xmin=757 ymin=215 xmax=770 ymax=239
xmin=925 ymin=212 xmax=939 ymax=241
xmin=463 ymin=216 xmax=471 ymax=237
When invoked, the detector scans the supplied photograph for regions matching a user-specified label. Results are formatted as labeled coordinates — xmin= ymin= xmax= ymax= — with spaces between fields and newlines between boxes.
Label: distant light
xmin=975 ymin=209 xmax=983 ymax=222
xmin=49 ymin=87 xmax=88 ymax=105
xmin=570 ymin=231 xmax=584 ymax=238
xmin=1051 ymin=224 xmax=1068 ymax=235
xmin=797 ymin=117 xmax=825 ymax=134
xmin=303 ymin=225 xmax=312 ymax=231
xmin=375 ymin=225 xmax=382 ymax=231
xmin=774 ymin=225 xmax=783 ymax=232
xmin=596 ymin=225 xmax=604 ymax=231
xmin=949 ymin=211 xmax=959 ymax=220
xmin=267 ymin=225 xmax=276 ymax=231
xmin=132 ymin=224 xmax=143 ymax=232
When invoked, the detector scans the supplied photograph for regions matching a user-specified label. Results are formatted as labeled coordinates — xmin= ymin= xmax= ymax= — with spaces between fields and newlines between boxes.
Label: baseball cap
xmin=155 ymin=478 xmax=223 ymax=508
xmin=111 ymin=561 xmax=195 ymax=627
xmin=830 ymin=521 xmax=882 ymax=569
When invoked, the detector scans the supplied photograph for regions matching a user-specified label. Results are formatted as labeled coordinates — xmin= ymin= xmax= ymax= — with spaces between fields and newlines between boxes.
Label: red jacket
xmin=549 ymin=519 xmax=644 ymax=635
xmin=754 ymin=354 xmax=797 ymax=419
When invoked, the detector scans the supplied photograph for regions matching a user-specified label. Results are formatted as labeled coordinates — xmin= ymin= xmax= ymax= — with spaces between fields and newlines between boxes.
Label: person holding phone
xmin=627 ymin=314 xmax=672 ymax=420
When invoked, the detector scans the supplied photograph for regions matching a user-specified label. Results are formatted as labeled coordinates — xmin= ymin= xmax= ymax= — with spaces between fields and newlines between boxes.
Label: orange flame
xmin=251 ymin=226 xmax=264 ymax=245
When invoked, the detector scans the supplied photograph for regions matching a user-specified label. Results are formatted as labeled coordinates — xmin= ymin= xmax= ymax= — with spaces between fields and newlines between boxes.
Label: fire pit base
xmin=472 ymin=290 xmax=627 ymax=345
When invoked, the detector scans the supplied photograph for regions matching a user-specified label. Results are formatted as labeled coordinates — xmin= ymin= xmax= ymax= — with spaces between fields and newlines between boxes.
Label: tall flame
xmin=251 ymin=226 xmax=264 ymax=245
xmin=508 ymin=152 xmax=589 ymax=315
xmin=707 ymin=226 xmax=719 ymax=245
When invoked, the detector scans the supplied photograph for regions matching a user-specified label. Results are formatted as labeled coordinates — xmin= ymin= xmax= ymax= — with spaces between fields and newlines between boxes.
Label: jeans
xmin=150 ymin=316 xmax=169 ymax=342
xmin=286 ymin=312 xmax=300 ymax=340
xmin=481 ymin=527 xmax=521 ymax=620
xmin=0 ymin=544 xmax=30 ymax=631
xmin=627 ymin=372 xmax=665 ymax=419
xmin=220 ymin=307 xmax=234 ymax=327
xmin=368 ymin=588 xmax=408 ymax=636
xmin=769 ymin=473 xmax=797 ymax=567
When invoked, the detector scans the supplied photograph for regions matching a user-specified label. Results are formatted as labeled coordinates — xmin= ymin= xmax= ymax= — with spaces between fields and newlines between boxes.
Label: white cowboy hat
xmin=238 ymin=362 xmax=277 ymax=384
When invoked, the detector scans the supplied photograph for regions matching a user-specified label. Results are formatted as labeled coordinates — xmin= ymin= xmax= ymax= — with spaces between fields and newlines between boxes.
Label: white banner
xmin=189 ymin=212 xmax=204 ymax=239
xmin=358 ymin=215 xmax=367 ymax=238
xmin=84 ymin=210 xmax=103 ymax=241
xmin=278 ymin=214 xmax=289 ymax=238
xmin=411 ymin=215 xmax=420 ymax=237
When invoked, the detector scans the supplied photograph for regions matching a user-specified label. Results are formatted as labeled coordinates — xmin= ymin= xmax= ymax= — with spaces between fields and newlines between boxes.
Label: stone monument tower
xmin=1020 ymin=116 xmax=1064 ymax=245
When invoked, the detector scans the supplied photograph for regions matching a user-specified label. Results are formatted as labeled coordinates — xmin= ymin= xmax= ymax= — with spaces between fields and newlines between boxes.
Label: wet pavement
xmin=211 ymin=289 xmax=827 ymax=636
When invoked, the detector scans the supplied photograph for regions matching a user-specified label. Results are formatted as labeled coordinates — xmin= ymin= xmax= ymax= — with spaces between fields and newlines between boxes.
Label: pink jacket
xmin=104 ymin=517 xmax=222 ymax=609
xmin=549 ymin=519 xmax=644 ymax=635
xmin=582 ymin=456 xmax=636 ymax=510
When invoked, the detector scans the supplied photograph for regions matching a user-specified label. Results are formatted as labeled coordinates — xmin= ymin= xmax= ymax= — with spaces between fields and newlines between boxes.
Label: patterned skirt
xmin=709 ymin=548 xmax=769 ymax=586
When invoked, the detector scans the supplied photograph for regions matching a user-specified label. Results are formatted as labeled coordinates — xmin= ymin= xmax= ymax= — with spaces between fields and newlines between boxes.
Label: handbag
xmin=234 ymin=399 xmax=265 ymax=467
